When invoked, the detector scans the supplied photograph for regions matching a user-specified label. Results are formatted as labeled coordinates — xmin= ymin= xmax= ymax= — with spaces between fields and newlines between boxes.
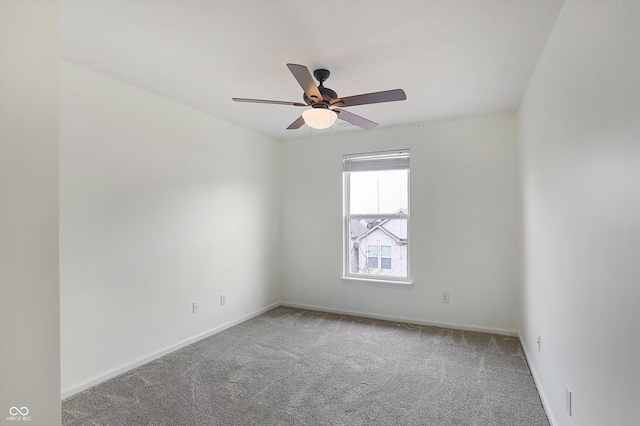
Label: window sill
xmin=340 ymin=276 xmax=413 ymax=289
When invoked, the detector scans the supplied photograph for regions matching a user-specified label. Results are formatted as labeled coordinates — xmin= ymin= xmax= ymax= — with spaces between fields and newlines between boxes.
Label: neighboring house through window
xmin=343 ymin=150 xmax=410 ymax=282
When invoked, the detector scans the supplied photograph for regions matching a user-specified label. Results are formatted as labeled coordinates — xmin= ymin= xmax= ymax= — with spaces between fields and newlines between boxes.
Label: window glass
xmin=349 ymin=170 xmax=408 ymax=215
xmin=381 ymin=258 xmax=392 ymax=269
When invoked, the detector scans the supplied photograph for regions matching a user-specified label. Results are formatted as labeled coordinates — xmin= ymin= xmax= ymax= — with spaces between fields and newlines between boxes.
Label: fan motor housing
xmin=302 ymin=68 xmax=337 ymax=105
xmin=304 ymin=86 xmax=337 ymax=105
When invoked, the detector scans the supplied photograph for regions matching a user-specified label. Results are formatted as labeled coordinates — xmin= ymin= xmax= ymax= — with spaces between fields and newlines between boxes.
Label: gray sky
xmin=350 ymin=170 xmax=408 ymax=215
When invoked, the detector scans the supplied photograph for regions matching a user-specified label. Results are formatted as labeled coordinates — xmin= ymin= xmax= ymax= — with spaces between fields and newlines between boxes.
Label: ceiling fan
xmin=232 ymin=63 xmax=406 ymax=130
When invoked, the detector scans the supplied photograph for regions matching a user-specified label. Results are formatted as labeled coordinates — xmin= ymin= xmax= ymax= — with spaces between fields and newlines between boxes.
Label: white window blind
xmin=343 ymin=150 xmax=410 ymax=172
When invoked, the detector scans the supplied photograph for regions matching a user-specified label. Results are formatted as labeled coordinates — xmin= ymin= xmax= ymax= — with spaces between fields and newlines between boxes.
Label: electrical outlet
xmin=192 ymin=301 xmax=199 ymax=314
xmin=220 ymin=294 xmax=226 ymax=306
xmin=565 ymin=385 xmax=572 ymax=416
xmin=537 ymin=335 xmax=541 ymax=352
xmin=441 ymin=292 xmax=450 ymax=304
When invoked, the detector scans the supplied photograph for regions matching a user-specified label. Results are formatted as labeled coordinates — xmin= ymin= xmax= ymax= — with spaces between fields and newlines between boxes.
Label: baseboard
xmin=61 ymin=302 xmax=279 ymax=400
xmin=519 ymin=332 xmax=558 ymax=426
xmin=280 ymin=302 xmax=518 ymax=336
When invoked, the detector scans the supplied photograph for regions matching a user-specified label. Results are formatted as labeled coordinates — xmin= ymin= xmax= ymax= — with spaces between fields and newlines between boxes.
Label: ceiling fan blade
xmin=332 ymin=89 xmax=406 ymax=108
xmin=334 ymin=108 xmax=378 ymax=130
xmin=286 ymin=64 xmax=323 ymax=103
xmin=232 ymin=98 xmax=307 ymax=106
xmin=286 ymin=115 xmax=306 ymax=130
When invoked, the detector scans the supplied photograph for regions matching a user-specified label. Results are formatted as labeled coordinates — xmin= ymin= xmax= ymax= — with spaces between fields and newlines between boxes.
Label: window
xmin=365 ymin=244 xmax=392 ymax=270
xmin=343 ymin=150 xmax=409 ymax=282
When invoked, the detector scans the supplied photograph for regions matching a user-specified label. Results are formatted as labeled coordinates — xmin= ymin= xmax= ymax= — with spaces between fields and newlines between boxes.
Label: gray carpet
xmin=62 ymin=307 xmax=549 ymax=425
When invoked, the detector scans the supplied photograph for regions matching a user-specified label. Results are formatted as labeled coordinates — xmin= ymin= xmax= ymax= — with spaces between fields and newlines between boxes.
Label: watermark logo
xmin=6 ymin=406 xmax=31 ymax=422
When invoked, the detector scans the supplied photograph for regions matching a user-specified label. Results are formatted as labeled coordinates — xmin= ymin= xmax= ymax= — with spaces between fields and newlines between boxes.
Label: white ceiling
xmin=61 ymin=0 xmax=564 ymax=141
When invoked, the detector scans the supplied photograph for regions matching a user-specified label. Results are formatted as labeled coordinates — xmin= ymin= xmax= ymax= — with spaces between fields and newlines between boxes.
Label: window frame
xmin=342 ymin=149 xmax=411 ymax=285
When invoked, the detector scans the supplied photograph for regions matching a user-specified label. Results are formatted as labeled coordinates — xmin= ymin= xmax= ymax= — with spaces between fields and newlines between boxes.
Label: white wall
xmin=280 ymin=113 xmax=520 ymax=333
xmin=60 ymin=62 xmax=280 ymax=396
xmin=0 ymin=1 xmax=61 ymax=424
xmin=518 ymin=1 xmax=640 ymax=425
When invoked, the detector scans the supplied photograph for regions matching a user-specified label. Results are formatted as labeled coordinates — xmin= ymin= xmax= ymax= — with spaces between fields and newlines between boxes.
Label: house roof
xmin=352 ymin=209 xmax=407 ymax=244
